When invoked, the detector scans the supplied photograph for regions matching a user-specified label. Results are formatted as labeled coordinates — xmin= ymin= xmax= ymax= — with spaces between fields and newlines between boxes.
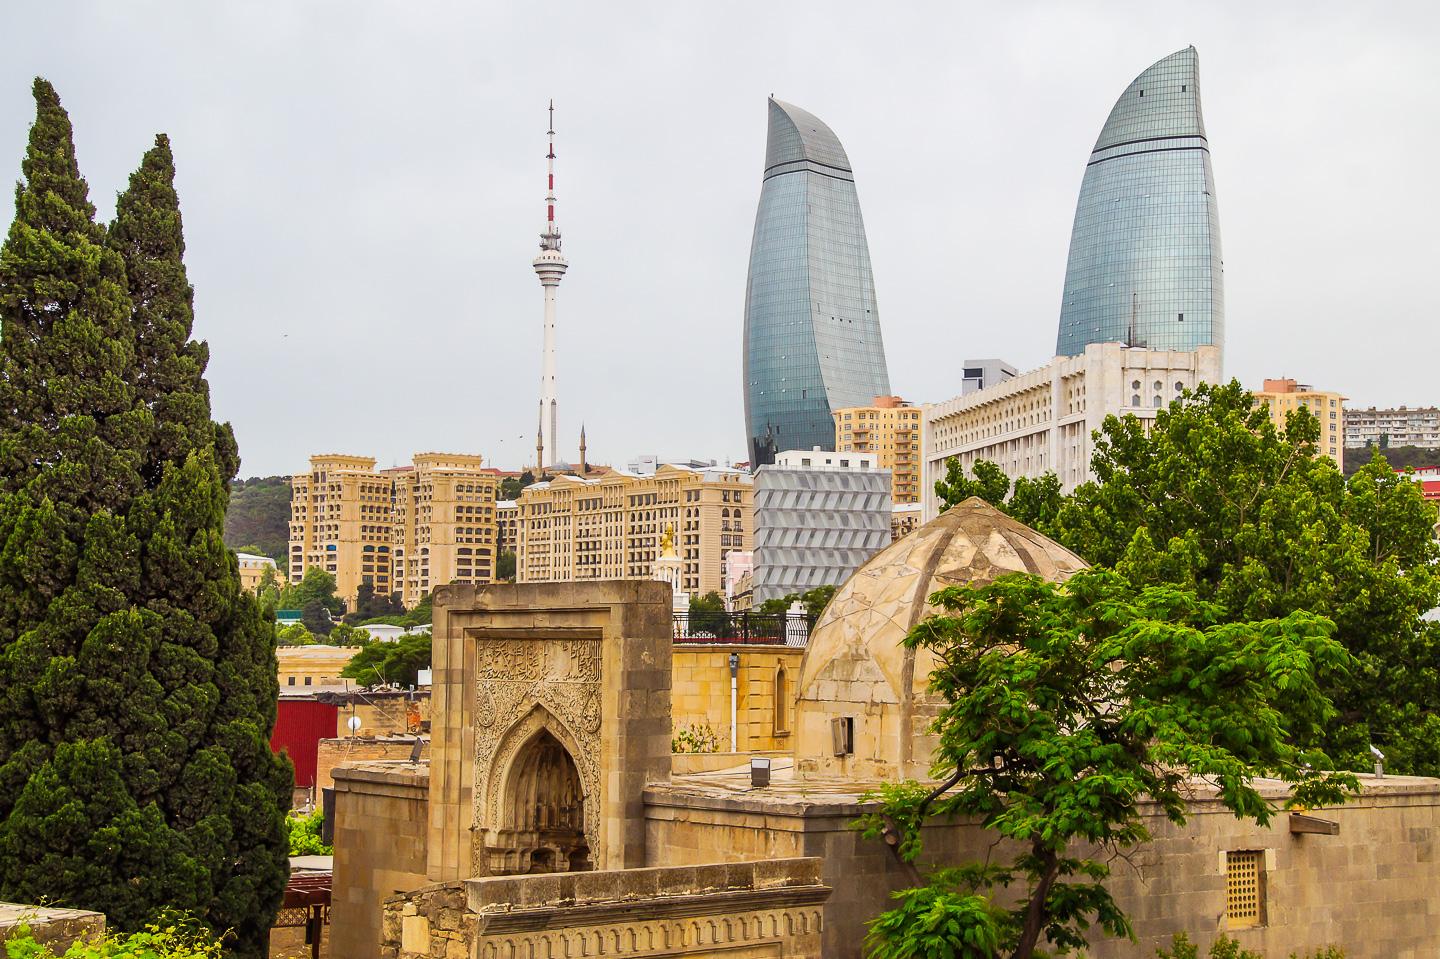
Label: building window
xmin=1225 ymin=850 xmax=1265 ymax=929
xmin=774 ymin=667 xmax=789 ymax=735
xmin=303 ymin=676 xmax=312 ymax=686
xmin=287 ymin=676 xmax=296 ymax=686
xmin=831 ymin=717 xmax=854 ymax=756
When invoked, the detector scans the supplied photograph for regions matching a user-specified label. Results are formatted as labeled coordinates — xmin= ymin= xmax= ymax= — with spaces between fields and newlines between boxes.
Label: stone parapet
xmin=0 ymin=903 xmax=105 ymax=953
xmin=381 ymin=859 xmax=829 ymax=959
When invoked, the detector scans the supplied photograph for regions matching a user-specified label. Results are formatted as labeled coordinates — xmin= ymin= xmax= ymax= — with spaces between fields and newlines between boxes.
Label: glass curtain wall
xmin=743 ymin=98 xmax=891 ymax=467
xmin=1055 ymin=47 xmax=1224 ymax=357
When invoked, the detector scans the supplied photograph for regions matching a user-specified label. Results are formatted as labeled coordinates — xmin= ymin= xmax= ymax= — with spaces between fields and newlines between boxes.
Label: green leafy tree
xmin=278 ymin=566 xmax=341 ymax=615
xmin=1055 ymin=382 xmax=1440 ymax=773
xmin=757 ymin=585 xmax=837 ymax=619
xmin=223 ymin=475 xmax=292 ymax=566
xmin=276 ymin=623 xmax=316 ymax=646
xmin=858 ymin=570 xmax=1355 ymax=959
xmin=688 ymin=590 xmax=727 ymax=635
xmin=340 ymin=634 xmax=432 ymax=688
xmin=0 ymin=83 xmax=289 ymax=955
xmin=327 ymin=622 xmax=369 ymax=646
xmin=286 ymin=808 xmax=332 ymax=857
xmin=499 ymin=471 xmax=535 ymax=500
xmin=934 ymin=458 xmax=1065 ymax=534
xmin=403 ymin=590 xmax=433 ymax=628
xmin=497 ymin=548 xmax=516 ymax=582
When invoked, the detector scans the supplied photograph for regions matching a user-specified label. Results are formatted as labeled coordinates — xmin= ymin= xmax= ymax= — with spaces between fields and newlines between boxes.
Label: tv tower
xmin=533 ymin=99 xmax=568 ymax=471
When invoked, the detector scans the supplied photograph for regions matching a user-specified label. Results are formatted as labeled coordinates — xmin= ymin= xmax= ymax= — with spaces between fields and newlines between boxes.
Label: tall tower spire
xmin=533 ymin=98 xmax=569 ymax=470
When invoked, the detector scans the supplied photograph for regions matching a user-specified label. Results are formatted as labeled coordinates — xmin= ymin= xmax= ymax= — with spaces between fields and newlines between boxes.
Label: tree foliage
xmin=757 ymin=584 xmax=837 ymax=619
xmin=340 ymin=634 xmax=431 ymax=688
xmin=858 ymin=570 xmax=1356 ymax=959
xmin=935 ymin=381 xmax=1440 ymax=775
xmin=276 ymin=566 xmax=341 ymax=616
xmin=222 ymin=475 xmax=291 ymax=568
xmin=0 ymin=82 xmax=289 ymax=955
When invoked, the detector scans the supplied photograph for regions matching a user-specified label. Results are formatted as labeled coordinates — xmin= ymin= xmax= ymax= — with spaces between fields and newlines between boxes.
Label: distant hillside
xmin=225 ymin=475 xmax=291 ymax=566
xmin=1344 ymin=444 xmax=1440 ymax=478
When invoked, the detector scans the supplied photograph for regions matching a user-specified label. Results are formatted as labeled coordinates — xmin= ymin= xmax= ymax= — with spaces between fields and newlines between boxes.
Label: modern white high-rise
xmin=533 ymin=101 xmax=568 ymax=471
xmin=922 ymin=343 xmax=1223 ymax=519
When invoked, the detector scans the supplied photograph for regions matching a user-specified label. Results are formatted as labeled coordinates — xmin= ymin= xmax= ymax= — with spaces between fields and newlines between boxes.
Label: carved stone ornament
xmin=471 ymin=636 xmax=602 ymax=874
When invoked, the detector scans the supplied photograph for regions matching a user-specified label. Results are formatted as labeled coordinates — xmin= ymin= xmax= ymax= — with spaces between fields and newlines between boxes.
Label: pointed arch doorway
xmin=492 ymin=728 xmax=591 ymax=874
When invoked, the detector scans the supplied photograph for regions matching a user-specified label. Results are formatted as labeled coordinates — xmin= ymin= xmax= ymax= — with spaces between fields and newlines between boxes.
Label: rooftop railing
xmin=672 ymin=610 xmax=814 ymax=647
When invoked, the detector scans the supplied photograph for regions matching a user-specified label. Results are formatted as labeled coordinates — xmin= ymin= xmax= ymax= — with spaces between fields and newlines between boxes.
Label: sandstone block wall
xmin=0 ymin=903 xmax=105 ymax=954
xmin=671 ymin=645 xmax=802 ymax=752
xmin=381 ymin=858 xmax=830 ymax=959
xmin=316 ymin=736 xmax=427 ymax=792
xmin=330 ymin=762 xmax=431 ymax=959
xmin=645 ymin=776 xmax=1440 ymax=959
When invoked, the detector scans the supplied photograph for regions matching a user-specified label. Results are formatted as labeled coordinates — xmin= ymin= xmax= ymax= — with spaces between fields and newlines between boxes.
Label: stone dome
xmin=793 ymin=497 xmax=1088 ymax=781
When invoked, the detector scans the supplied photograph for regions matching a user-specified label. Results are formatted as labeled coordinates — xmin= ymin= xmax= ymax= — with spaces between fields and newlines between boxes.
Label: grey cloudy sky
xmin=4 ymin=1 xmax=1438 ymax=477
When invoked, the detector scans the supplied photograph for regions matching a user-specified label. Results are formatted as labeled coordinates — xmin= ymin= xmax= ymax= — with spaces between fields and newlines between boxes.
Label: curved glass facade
xmin=1056 ymin=47 xmax=1224 ymax=357
xmin=743 ymin=98 xmax=891 ymax=467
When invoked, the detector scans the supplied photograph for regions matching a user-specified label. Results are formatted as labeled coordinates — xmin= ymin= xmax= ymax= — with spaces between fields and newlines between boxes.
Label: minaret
xmin=579 ymin=424 xmax=587 ymax=474
xmin=533 ymin=99 xmax=569 ymax=471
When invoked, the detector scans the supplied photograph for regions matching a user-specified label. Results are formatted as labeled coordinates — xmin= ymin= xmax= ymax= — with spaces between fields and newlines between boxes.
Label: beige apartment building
xmin=1254 ymin=378 xmax=1346 ymax=469
xmin=832 ymin=395 xmax=922 ymax=503
xmin=289 ymin=453 xmax=499 ymax=609
xmin=496 ymin=500 xmax=518 ymax=553
xmin=516 ymin=464 xmax=752 ymax=595
xmin=235 ymin=551 xmax=277 ymax=593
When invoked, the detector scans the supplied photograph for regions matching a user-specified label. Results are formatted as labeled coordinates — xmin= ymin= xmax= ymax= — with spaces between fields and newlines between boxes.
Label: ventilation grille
xmin=1225 ymin=849 xmax=1263 ymax=928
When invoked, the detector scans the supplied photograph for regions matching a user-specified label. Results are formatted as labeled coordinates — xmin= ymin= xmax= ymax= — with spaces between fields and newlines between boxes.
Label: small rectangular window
xmin=831 ymin=717 xmax=854 ymax=756
xmin=287 ymin=676 xmax=296 ymax=686
xmin=1225 ymin=850 xmax=1265 ymax=928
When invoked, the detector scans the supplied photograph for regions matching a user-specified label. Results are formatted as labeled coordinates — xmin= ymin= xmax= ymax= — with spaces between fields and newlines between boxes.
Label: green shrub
xmin=671 ymin=723 xmax=721 ymax=754
xmin=285 ymin=810 xmax=332 ymax=857
xmin=2 ymin=915 xmax=224 ymax=958
xmin=1157 ymin=934 xmax=1344 ymax=959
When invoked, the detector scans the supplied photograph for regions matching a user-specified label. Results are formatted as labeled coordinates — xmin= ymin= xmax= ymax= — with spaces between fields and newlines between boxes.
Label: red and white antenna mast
xmin=532 ymin=99 xmax=568 ymax=471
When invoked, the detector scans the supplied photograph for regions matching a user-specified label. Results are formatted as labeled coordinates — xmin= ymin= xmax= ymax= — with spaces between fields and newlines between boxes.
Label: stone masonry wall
xmin=330 ymin=762 xmax=431 ymax=959
xmin=645 ymin=776 xmax=1440 ymax=959
xmin=316 ymin=736 xmax=427 ymax=792
xmin=671 ymin=645 xmax=802 ymax=752
xmin=381 ymin=858 xmax=830 ymax=959
xmin=0 ymin=903 xmax=105 ymax=954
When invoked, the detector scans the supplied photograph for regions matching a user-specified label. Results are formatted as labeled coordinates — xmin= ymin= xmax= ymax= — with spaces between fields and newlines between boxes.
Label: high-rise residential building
xmin=923 ymin=343 xmax=1223 ymax=517
xmin=1056 ymin=47 xmax=1224 ymax=358
xmin=1345 ymin=406 xmax=1440 ymax=451
xmin=961 ymin=359 xmax=1018 ymax=396
xmin=752 ymin=448 xmax=892 ymax=604
xmin=1254 ymin=379 xmax=1346 ymax=469
xmin=832 ymin=395 xmax=923 ymax=504
xmin=514 ymin=464 xmax=753 ymax=596
xmin=288 ymin=453 xmax=499 ymax=609
xmin=289 ymin=455 xmax=396 ymax=602
xmin=390 ymin=454 xmax=500 ymax=608
xmin=742 ymin=97 xmax=891 ymax=468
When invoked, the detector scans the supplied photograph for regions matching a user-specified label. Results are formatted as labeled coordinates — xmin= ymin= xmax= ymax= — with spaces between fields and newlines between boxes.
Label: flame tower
xmin=533 ymin=100 xmax=568 ymax=470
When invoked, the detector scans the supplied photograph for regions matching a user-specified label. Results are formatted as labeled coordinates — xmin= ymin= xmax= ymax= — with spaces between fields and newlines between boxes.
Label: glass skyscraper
xmin=743 ymin=98 xmax=891 ymax=468
xmin=1055 ymin=46 xmax=1224 ymax=357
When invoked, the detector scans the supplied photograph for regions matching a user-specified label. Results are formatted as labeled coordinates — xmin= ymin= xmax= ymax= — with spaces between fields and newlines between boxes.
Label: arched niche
xmin=479 ymin=705 xmax=596 ymax=875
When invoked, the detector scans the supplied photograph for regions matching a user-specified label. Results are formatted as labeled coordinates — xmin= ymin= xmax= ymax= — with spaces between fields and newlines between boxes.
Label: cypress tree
xmin=0 ymin=81 xmax=291 ymax=957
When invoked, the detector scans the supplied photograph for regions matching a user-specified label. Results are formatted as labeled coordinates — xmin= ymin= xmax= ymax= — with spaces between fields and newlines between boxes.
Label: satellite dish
xmin=347 ymin=715 xmax=363 ymax=733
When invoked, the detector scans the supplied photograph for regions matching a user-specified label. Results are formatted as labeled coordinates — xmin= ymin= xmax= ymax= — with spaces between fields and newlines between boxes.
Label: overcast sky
xmin=4 ymin=2 xmax=1438 ymax=477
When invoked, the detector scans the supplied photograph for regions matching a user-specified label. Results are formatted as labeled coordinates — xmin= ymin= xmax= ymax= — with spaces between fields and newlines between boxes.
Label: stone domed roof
xmin=793 ymin=497 xmax=1087 ymax=780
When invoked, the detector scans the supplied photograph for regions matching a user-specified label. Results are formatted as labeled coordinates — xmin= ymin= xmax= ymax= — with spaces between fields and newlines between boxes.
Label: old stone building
xmin=330 ymin=499 xmax=1440 ymax=959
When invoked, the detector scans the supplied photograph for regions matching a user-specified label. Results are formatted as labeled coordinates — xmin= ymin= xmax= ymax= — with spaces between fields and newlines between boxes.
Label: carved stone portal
xmin=474 ymin=639 xmax=602 ymax=875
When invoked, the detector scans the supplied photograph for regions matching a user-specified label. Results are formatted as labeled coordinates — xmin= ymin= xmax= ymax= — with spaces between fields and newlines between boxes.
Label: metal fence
xmin=672 ymin=611 xmax=814 ymax=647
